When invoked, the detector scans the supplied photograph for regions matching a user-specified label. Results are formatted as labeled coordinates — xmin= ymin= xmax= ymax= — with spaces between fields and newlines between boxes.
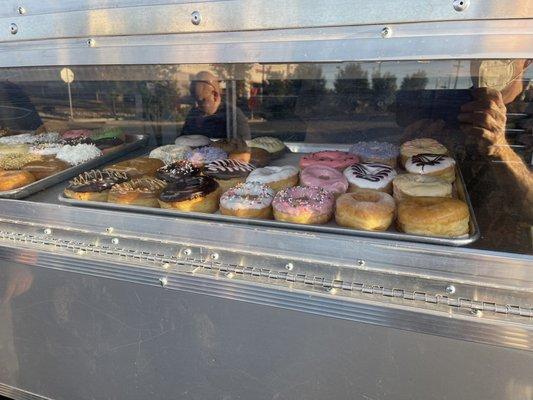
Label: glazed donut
xmin=156 ymin=160 xmax=200 ymax=183
xmin=63 ymin=170 xmax=130 ymax=202
xmin=175 ymin=134 xmax=211 ymax=148
xmin=158 ymin=176 xmax=221 ymax=213
xmin=392 ymin=173 xmax=452 ymax=202
xmin=349 ymin=141 xmax=399 ymax=167
xmin=108 ymin=177 xmax=167 ymax=207
xmin=343 ymin=162 xmax=397 ymax=193
xmin=273 ymin=186 xmax=334 ymax=225
xmin=22 ymin=157 xmax=69 ymax=180
xmin=335 ymin=189 xmax=395 ymax=231
xmin=246 ymin=165 xmax=299 ymax=192
xmin=0 ymin=144 xmax=28 ymax=155
xmin=300 ymin=151 xmax=359 ymax=171
xmin=397 ymin=197 xmax=470 ymax=237
xmin=149 ymin=145 xmax=191 ymax=164
xmin=105 ymin=157 xmax=164 ymax=178
xmin=220 ymin=182 xmax=275 ymax=219
xmin=405 ymin=154 xmax=456 ymax=183
xmin=56 ymin=144 xmax=102 ymax=165
xmin=185 ymin=146 xmax=227 ymax=167
xmin=0 ymin=153 xmax=42 ymax=170
xmin=300 ymin=165 xmax=348 ymax=196
xmin=204 ymin=159 xmax=255 ymax=192
xmin=400 ymin=138 xmax=448 ymax=166
xmin=229 ymin=147 xmax=271 ymax=167
xmin=0 ymin=170 xmax=36 ymax=191
xmin=246 ymin=137 xmax=286 ymax=158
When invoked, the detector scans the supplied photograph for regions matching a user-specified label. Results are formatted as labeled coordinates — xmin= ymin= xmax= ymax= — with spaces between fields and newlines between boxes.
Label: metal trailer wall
xmin=0 ymin=1 xmax=532 ymax=399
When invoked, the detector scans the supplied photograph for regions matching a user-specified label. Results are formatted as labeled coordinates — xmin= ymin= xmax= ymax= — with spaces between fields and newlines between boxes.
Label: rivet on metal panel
xmin=470 ymin=308 xmax=482 ymax=317
xmin=159 ymin=277 xmax=168 ymax=287
xmin=225 ymin=272 xmax=234 ymax=279
xmin=105 ymin=227 xmax=113 ymax=234
xmin=445 ymin=284 xmax=456 ymax=294
xmin=210 ymin=252 xmax=219 ymax=261
xmin=356 ymin=259 xmax=365 ymax=267
xmin=17 ymin=7 xmax=26 ymax=15
xmin=87 ymin=38 xmax=96 ymax=47
xmin=191 ymin=11 xmax=202 ymax=25
xmin=111 ymin=238 xmax=119 ymax=245
xmin=285 ymin=262 xmax=294 ymax=271
xmin=162 ymin=262 xmax=170 ymax=269
xmin=453 ymin=0 xmax=470 ymax=12
xmin=10 ymin=23 xmax=18 ymax=34
xmin=380 ymin=26 xmax=392 ymax=38
xmin=76 ymin=249 xmax=86 ymax=255
xmin=326 ymin=287 xmax=337 ymax=295
xmin=43 ymin=228 xmax=52 ymax=235
xmin=182 ymin=248 xmax=192 ymax=256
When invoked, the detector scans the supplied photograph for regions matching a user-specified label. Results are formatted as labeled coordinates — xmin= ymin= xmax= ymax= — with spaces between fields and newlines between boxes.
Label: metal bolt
xmin=191 ymin=11 xmax=202 ymax=25
xmin=285 ymin=262 xmax=294 ymax=271
xmin=17 ymin=6 xmax=26 ymax=15
xmin=43 ymin=228 xmax=52 ymax=235
xmin=105 ymin=227 xmax=113 ymax=234
xmin=77 ymin=249 xmax=86 ymax=255
xmin=326 ymin=287 xmax=337 ymax=295
xmin=10 ymin=23 xmax=18 ymax=35
xmin=162 ymin=263 xmax=170 ymax=269
xmin=210 ymin=252 xmax=219 ymax=261
xmin=182 ymin=248 xmax=192 ymax=256
xmin=445 ymin=284 xmax=456 ymax=295
xmin=225 ymin=272 xmax=234 ymax=279
xmin=470 ymin=308 xmax=481 ymax=317
xmin=86 ymin=38 xmax=95 ymax=47
xmin=111 ymin=238 xmax=119 ymax=245
xmin=356 ymin=259 xmax=365 ymax=267
xmin=453 ymin=0 xmax=470 ymax=12
xmin=381 ymin=26 xmax=392 ymax=38
xmin=159 ymin=277 xmax=168 ymax=287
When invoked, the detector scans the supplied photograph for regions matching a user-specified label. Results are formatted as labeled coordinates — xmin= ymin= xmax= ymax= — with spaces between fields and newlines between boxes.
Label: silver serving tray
xmin=58 ymin=142 xmax=480 ymax=247
xmin=0 ymin=133 xmax=148 ymax=199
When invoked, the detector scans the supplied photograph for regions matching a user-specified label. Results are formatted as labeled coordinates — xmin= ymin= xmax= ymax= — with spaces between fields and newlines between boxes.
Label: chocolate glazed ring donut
xmin=156 ymin=160 xmax=200 ymax=183
xmin=64 ymin=170 xmax=130 ymax=202
xmin=158 ymin=176 xmax=221 ymax=213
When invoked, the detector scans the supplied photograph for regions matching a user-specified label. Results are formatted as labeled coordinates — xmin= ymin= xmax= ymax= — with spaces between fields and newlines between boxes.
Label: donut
xmin=31 ymin=132 xmax=60 ymax=144
xmin=335 ymin=189 xmax=395 ymax=231
xmin=156 ymin=160 xmax=200 ymax=183
xmin=300 ymin=151 xmax=359 ymax=171
xmin=22 ymin=158 xmax=69 ymax=180
xmin=108 ymin=177 xmax=167 ymax=207
xmin=397 ymin=197 xmax=470 ymax=237
xmin=300 ymin=165 xmax=348 ymax=196
xmin=229 ymin=147 xmax=271 ymax=167
xmin=0 ymin=133 xmax=36 ymax=145
xmin=404 ymin=154 xmax=456 ymax=183
xmin=92 ymin=137 xmax=125 ymax=155
xmin=104 ymin=157 xmax=164 ymax=178
xmin=0 ymin=144 xmax=29 ymax=155
xmin=0 ymin=153 xmax=42 ymax=170
xmin=90 ymin=127 xmax=125 ymax=141
xmin=204 ymin=159 xmax=255 ymax=192
xmin=220 ymin=182 xmax=275 ymax=219
xmin=272 ymin=186 xmax=334 ymax=225
xmin=175 ymin=134 xmax=211 ymax=148
xmin=343 ymin=162 xmax=397 ymax=193
xmin=185 ymin=146 xmax=227 ymax=167
xmin=149 ymin=145 xmax=191 ymax=165
xmin=29 ymin=143 xmax=63 ymax=156
xmin=0 ymin=170 xmax=36 ymax=191
xmin=400 ymin=138 xmax=448 ymax=166
xmin=61 ymin=129 xmax=92 ymax=140
xmin=246 ymin=137 xmax=286 ymax=158
xmin=64 ymin=170 xmax=130 ymax=202
xmin=246 ymin=165 xmax=299 ymax=192
xmin=56 ymin=144 xmax=103 ymax=165
xmin=211 ymin=138 xmax=246 ymax=154
xmin=392 ymin=173 xmax=452 ymax=202
xmin=349 ymin=141 xmax=399 ymax=167
xmin=158 ymin=176 xmax=220 ymax=213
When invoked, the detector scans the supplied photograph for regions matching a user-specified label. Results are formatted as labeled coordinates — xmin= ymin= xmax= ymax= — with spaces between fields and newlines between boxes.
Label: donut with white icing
xmin=149 ymin=145 xmax=191 ymax=164
xmin=343 ymin=162 xmax=397 ymax=193
xmin=246 ymin=136 xmax=286 ymax=157
xmin=246 ymin=165 xmax=299 ymax=192
xmin=204 ymin=159 xmax=255 ymax=191
xmin=400 ymin=138 xmax=448 ymax=166
xmin=404 ymin=154 xmax=456 ymax=183
xmin=220 ymin=181 xmax=275 ymax=219
xmin=175 ymin=135 xmax=211 ymax=148
xmin=56 ymin=144 xmax=103 ymax=165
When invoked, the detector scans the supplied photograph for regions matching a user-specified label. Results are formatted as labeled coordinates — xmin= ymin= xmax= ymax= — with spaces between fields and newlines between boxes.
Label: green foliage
xmin=371 ymin=71 xmax=397 ymax=110
xmin=400 ymin=70 xmax=429 ymax=91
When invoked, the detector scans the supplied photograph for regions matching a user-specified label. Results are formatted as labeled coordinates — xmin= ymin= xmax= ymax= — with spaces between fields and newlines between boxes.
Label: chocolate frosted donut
xmin=159 ymin=176 xmax=218 ymax=203
xmin=204 ymin=159 xmax=255 ymax=180
xmin=67 ymin=170 xmax=129 ymax=193
xmin=156 ymin=160 xmax=200 ymax=182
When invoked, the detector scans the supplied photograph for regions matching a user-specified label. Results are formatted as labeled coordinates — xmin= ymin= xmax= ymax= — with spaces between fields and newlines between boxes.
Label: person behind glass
xmin=180 ymin=71 xmax=251 ymax=141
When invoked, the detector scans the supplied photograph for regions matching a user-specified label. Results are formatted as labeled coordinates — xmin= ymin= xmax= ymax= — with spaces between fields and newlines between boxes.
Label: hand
xmin=458 ymin=87 xmax=508 ymax=156
xmin=2 ymin=268 xmax=33 ymax=304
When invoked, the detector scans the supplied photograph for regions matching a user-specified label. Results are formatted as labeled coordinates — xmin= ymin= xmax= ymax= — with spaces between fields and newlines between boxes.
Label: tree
xmin=400 ymin=70 xmax=429 ymax=91
xmin=372 ymin=71 xmax=397 ymax=110
xmin=333 ymin=63 xmax=371 ymax=112
xmin=288 ymin=64 xmax=327 ymax=116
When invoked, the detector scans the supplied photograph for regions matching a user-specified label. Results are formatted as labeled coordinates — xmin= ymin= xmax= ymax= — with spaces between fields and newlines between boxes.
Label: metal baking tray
xmin=0 ymin=133 xmax=148 ymax=199
xmin=58 ymin=142 xmax=480 ymax=247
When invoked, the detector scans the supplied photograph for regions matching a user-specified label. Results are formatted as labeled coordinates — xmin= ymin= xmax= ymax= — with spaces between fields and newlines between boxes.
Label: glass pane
xmin=0 ymin=60 xmax=531 ymax=255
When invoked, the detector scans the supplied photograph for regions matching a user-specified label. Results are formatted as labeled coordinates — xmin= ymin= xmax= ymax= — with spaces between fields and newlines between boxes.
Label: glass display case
xmin=0 ymin=2 xmax=531 ymax=400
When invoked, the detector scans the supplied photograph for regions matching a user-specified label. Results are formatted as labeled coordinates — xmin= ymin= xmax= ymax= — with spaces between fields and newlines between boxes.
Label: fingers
xmin=458 ymin=111 xmax=504 ymax=133
xmin=470 ymin=87 xmax=505 ymax=105
xmin=460 ymin=98 xmax=506 ymax=115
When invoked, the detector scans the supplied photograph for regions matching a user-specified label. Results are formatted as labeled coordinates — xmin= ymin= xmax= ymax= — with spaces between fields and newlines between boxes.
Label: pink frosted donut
xmin=61 ymin=129 xmax=92 ymax=140
xmin=300 ymin=165 xmax=348 ymax=195
xmin=300 ymin=151 xmax=359 ymax=171
xmin=272 ymin=185 xmax=334 ymax=225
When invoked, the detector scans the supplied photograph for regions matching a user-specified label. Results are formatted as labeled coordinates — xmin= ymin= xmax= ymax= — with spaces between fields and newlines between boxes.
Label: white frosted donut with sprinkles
xmin=220 ymin=182 xmax=275 ymax=219
xmin=56 ymin=143 xmax=103 ymax=165
xmin=343 ymin=162 xmax=397 ymax=193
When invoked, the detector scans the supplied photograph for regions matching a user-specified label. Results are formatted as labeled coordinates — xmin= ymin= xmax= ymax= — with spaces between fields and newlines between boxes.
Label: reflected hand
xmin=459 ymin=87 xmax=508 ymax=156
xmin=2 ymin=268 xmax=33 ymax=304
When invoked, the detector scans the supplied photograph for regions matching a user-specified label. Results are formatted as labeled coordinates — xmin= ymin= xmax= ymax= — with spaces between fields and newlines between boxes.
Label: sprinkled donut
xmin=273 ymin=185 xmax=335 ymax=225
xmin=156 ymin=160 xmax=200 ymax=183
xmin=300 ymin=151 xmax=359 ymax=171
xmin=149 ymin=145 xmax=191 ymax=165
xmin=56 ymin=143 xmax=103 ymax=165
xmin=185 ymin=146 xmax=227 ymax=167
xmin=220 ymin=182 xmax=275 ymax=219
xmin=349 ymin=141 xmax=399 ymax=167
